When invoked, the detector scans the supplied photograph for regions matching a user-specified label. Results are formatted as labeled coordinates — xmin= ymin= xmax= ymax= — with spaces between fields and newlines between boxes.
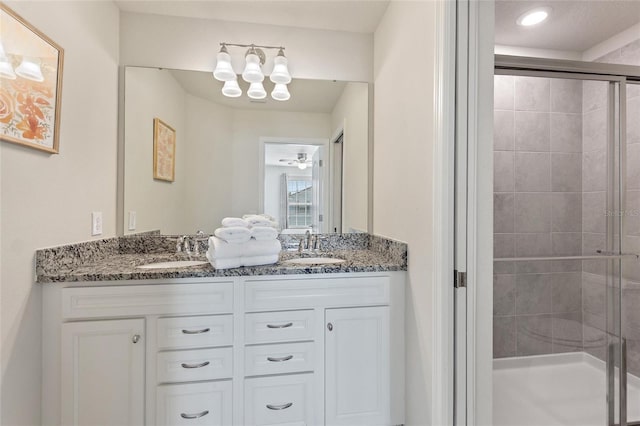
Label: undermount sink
xmin=137 ymin=260 xmax=209 ymax=269
xmin=283 ymin=257 xmax=346 ymax=265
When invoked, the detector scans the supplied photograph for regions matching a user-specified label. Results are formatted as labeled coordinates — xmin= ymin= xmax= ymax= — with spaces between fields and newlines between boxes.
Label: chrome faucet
xmin=298 ymin=230 xmax=319 ymax=253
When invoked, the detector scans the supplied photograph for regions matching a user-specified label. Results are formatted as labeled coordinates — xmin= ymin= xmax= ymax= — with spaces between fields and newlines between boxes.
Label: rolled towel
xmin=245 ymin=216 xmax=274 ymax=227
xmin=214 ymin=227 xmax=251 ymax=244
xmin=207 ymin=236 xmax=281 ymax=259
xmin=251 ymin=226 xmax=278 ymax=241
xmin=222 ymin=217 xmax=249 ymax=228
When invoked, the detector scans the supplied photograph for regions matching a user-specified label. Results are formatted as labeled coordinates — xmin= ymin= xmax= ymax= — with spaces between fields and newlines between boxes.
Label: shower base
xmin=493 ymin=352 xmax=640 ymax=426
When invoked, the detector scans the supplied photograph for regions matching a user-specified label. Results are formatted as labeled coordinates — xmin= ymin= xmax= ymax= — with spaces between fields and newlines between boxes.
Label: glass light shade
xmin=0 ymin=58 xmax=16 ymax=80
xmin=221 ymin=79 xmax=242 ymax=98
xmin=270 ymin=55 xmax=291 ymax=84
xmin=297 ymin=162 xmax=307 ymax=170
xmin=242 ymin=53 xmax=264 ymax=83
xmin=15 ymin=57 xmax=44 ymax=82
xmin=271 ymin=83 xmax=290 ymax=101
xmin=213 ymin=51 xmax=236 ymax=81
xmin=517 ymin=7 xmax=551 ymax=26
xmin=247 ymin=82 xmax=266 ymax=99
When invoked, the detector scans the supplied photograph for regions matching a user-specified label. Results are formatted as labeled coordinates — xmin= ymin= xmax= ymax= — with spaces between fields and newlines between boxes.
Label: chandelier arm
xmin=220 ymin=42 xmax=284 ymax=51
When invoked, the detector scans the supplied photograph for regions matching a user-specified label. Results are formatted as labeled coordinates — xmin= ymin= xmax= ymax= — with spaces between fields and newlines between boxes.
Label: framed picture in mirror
xmin=0 ymin=2 xmax=64 ymax=154
xmin=153 ymin=118 xmax=175 ymax=182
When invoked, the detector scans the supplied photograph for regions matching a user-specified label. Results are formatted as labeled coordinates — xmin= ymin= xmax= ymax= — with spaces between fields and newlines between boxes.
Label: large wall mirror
xmin=121 ymin=66 xmax=370 ymax=235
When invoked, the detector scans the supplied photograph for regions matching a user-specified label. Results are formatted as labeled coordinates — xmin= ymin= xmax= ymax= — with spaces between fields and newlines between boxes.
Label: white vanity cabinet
xmin=43 ymin=272 xmax=404 ymax=426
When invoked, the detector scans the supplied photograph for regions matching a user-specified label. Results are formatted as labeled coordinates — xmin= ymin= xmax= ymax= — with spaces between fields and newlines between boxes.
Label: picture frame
xmin=153 ymin=118 xmax=176 ymax=182
xmin=0 ymin=2 xmax=64 ymax=154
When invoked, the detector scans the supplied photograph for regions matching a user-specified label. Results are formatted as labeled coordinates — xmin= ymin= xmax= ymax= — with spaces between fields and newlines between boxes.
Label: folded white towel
xmin=243 ymin=213 xmax=277 ymax=222
xmin=251 ymin=226 xmax=278 ymax=241
xmin=206 ymin=251 xmax=280 ymax=270
xmin=222 ymin=217 xmax=249 ymax=228
xmin=245 ymin=216 xmax=274 ymax=227
xmin=214 ymin=227 xmax=251 ymax=244
xmin=207 ymin=236 xmax=281 ymax=259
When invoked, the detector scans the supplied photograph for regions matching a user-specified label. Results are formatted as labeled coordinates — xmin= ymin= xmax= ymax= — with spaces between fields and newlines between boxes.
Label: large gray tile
xmin=551 ymin=153 xmax=582 ymax=192
xmin=628 ymin=82 xmax=640 ymax=100
xmin=582 ymin=232 xmax=607 ymax=276
xmin=494 ymin=193 xmax=515 ymax=233
xmin=582 ymin=108 xmax=606 ymax=153
xmin=582 ymin=191 xmax=606 ymax=234
xmin=550 ymin=79 xmax=582 ymax=114
xmin=515 ymin=193 xmax=551 ymax=233
xmin=515 ymin=111 xmax=550 ymax=152
xmin=627 ymin=338 xmax=640 ymax=378
xmin=622 ymin=281 xmax=640 ymax=340
xmin=494 ymin=316 xmax=516 ymax=358
xmin=552 ymin=192 xmax=581 ymax=232
xmin=552 ymin=232 xmax=582 ymax=256
xmin=627 ymin=96 xmax=640 ymax=145
xmin=494 ymin=110 xmax=514 ymax=150
xmin=494 ymin=260 xmax=515 ymax=274
xmin=549 ymin=259 xmax=583 ymax=273
xmin=550 ymin=113 xmax=582 ymax=153
xmin=494 ymin=151 xmax=514 ymax=192
xmin=517 ymin=314 xmax=553 ymax=356
xmin=627 ymin=144 xmax=640 ymax=190
xmin=583 ymin=323 xmax=606 ymax=361
xmin=494 ymin=75 xmax=514 ymax=111
xmin=494 ymin=233 xmax=515 ymax=259
xmin=622 ymin=236 xmax=640 ymax=282
xmin=515 ymin=76 xmax=550 ymax=112
xmin=596 ymin=49 xmax=622 ymax=64
xmin=516 ymin=233 xmax=551 ymax=257
xmin=625 ymin=190 xmax=640 ymax=237
xmin=515 ymin=260 xmax=551 ymax=274
xmin=516 ymin=273 xmax=552 ymax=315
xmin=515 ymin=152 xmax=550 ymax=192
xmin=582 ymin=272 xmax=606 ymax=330
xmin=583 ymin=80 xmax=607 ymax=113
xmin=494 ymin=274 xmax=515 ymax=316
xmin=552 ymin=312 xmax=583 ymax=353
xmin=582 ymin=149 xmax=607 ymax=192
xmin=551 ymin=272 xmax=582 ymax=313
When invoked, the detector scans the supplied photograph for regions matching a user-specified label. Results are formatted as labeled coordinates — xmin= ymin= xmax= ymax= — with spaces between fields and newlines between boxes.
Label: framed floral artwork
xmin=0 ymin=3 xmax=64 ymax=154
xmin=153 ymin=118 xmax=176 ymax=182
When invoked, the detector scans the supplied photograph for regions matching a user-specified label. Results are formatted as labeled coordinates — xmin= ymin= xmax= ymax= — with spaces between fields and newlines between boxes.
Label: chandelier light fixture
xmin=213 ymin=42 xmax=292 ymax=101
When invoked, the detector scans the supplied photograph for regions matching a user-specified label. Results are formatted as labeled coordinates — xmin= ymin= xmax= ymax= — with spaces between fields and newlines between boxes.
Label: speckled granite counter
xmin=35 ymin=233 xmax=407 ymax=283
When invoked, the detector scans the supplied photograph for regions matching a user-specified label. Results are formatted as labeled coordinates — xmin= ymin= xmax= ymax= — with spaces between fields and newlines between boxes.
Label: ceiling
xmin=495 ymin=0 xmax=640 ymax=52
xmin=264 ymin=143 xmax=319 ymax=168
xmin=115 ymin=0 xmax=390 ymax=34
xmin=168 ymin=68 xmax=347 ymax=113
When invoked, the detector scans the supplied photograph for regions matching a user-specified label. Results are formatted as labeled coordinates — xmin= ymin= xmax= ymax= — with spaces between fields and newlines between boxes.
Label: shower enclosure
xmin=492 ymin=56 xmax=640 ymax=426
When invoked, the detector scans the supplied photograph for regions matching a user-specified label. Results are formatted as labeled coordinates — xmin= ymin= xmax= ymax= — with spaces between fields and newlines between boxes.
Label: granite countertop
xmin=35 ymin=233 xmax=407 ymax=283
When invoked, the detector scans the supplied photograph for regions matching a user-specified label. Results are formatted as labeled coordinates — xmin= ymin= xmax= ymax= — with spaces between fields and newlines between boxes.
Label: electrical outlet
xmin=91 ymin=212 xmax=103 ymax=236
xmin=128 ymin=211 xmax=137 ymax=231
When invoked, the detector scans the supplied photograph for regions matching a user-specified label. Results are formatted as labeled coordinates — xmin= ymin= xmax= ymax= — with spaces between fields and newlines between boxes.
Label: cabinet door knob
xmin=327 ymin=322 xmax=333 ymax=331
xmin=132 ymin=334 xmax=141 ymax=344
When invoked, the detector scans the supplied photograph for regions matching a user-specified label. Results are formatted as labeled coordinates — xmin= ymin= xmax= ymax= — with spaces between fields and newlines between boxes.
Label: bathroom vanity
xmin=38 ymin=234 xmax=406 ymax=426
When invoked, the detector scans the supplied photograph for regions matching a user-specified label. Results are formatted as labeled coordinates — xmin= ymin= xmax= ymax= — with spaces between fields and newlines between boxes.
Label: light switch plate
xmin=128 ymin=211 xmax=137 ymax=231
xmin=91 ymin=211 xmax=103 ymax=236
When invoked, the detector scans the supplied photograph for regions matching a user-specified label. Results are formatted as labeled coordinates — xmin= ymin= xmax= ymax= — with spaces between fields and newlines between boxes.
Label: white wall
xmin=183 ymin=93 xmax=234 ymax=233
xmin=124 ymin=67 xmax=187 ymax=234
xmin=0 ymin=2 xmax=120 ymax=424
xmin=120 ymin=12 xmax=373 ymax=83
xmin=331 ymin=82 xmax=369 ymax=233
xmin=373 ymin=1 xmax=437 ymax=424
xmin=231 ymin=110 xmax=331 ymax=216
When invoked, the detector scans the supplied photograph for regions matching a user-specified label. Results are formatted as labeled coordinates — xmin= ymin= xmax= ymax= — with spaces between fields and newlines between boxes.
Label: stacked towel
xmin=206 ymin=236 xmax=281 ymax=270
xmin=214 ymin=226 xmax=251 ymax=244
xmin=221 ymin=217 xmax=249 ymax=228
xmin=243 ymin=214 xmax=279 ymax=229
xmin=251 ymin=226 xmax=278 ymax=241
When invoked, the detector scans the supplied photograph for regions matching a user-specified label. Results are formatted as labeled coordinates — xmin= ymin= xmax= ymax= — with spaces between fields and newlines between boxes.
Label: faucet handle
xmin=176 ymin=236 xmax=184 ymax=253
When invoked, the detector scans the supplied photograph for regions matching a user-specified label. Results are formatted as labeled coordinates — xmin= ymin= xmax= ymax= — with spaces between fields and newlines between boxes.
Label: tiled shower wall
xmin=493 ymin=75 xmax=584 ymax=358
xmin=581 ymin=39 xmax=640 ymax=376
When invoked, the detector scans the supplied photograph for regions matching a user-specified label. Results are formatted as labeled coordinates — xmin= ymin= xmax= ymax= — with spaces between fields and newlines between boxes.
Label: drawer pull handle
xmin=180 ymin=410 xmax=209 ymax=419
xmin=181 ymin=328 xmax=210 ymax=334
xmin=267 ymin=355 xmax=294 ymax=362
xmin=266 ymin=322 xmax=293 ymax=329
xmin=181 ymin=361 xmax=210 ymax=369
xmin=266 ymin=402 xmax=293 ymax=410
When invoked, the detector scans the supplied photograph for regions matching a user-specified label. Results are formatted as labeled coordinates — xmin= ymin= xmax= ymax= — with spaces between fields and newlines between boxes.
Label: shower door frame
xmin=483 ymin=55 xmax=640 ymax=426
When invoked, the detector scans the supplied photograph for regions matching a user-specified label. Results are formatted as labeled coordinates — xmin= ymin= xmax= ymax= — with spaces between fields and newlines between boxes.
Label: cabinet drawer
xmin=245 ymin=342 xmax=314 ymax=377
xmin=157 ymin=348 xmax=233 ymax=384
xmin=245 ymin=276 xmax=390 ymax=311
xmin=244 ymin=374 xmax=314 ymax=426
xmin=62 ymin=282 xmax=233 ymax=319
xmin=156 ymin=381 xmax=232 ymax=426
xmin=157 ymin=315 xmax=233 ymax=349
xmin=245 ymin=310 xmax=314 ymax=344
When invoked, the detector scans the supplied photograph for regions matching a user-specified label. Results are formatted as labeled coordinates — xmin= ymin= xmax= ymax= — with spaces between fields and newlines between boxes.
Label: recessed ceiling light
xmin=517 ymin=7 xmax=551 ymax=27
